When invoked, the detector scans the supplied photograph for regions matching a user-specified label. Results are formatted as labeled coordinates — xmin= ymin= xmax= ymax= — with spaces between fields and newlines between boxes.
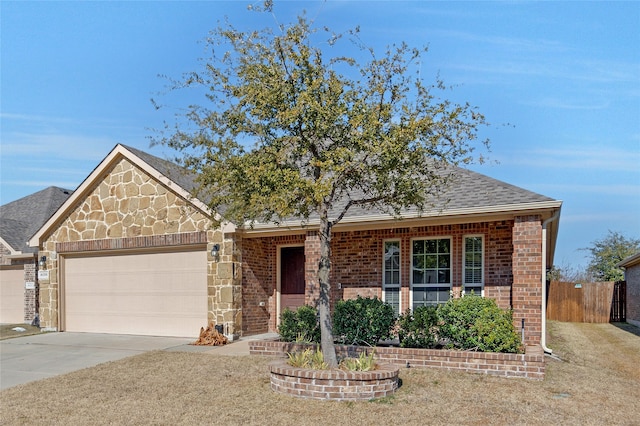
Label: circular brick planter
xmin=269 ymin=360 xmax=399 ymax=401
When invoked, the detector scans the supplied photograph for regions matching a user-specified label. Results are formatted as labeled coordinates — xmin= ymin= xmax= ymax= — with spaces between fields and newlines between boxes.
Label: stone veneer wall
xmin=37 ymin=157 xmax=242 ymax=335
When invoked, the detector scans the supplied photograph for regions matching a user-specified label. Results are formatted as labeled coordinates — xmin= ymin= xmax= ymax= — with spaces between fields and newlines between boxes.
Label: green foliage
xmin=287 ymin=348 xmax=328 ymax=370
xmin=155 ymin=9 xmax=489 ymax=366
xmin=333 ymin=296 xmax=395 ymax=346
xmin=397 ymin=306 xmax=439 ymax=348
xmin=437 ymin=295 xmax=522 ymax=354
xmin=585 ymin=230 xmax=640 ymax=282
xmin=278 ymin=305 xmax=320 ymax=343
xmin=339 ymin=351 xmax=376 ymax=371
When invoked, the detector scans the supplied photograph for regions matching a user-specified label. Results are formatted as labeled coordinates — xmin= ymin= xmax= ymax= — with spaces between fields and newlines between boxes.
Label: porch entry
xmin=280 ymin=246 xmax=305 ymax=313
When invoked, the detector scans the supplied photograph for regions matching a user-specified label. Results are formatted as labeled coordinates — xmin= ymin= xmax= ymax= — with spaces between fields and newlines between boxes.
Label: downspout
xmin=541 ymin=209 xmax=560 ymax=354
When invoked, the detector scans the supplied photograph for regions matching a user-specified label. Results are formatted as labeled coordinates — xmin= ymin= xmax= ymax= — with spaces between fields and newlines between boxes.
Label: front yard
xmin=1 ymin=321 xmax=639 ymax=425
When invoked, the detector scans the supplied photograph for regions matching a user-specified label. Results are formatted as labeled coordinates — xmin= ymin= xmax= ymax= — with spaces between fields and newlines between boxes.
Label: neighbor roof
xmin=618 ymin=252 xmax=640 ymax=268
xmin=0 ymin=186 xmax=73 ymax=254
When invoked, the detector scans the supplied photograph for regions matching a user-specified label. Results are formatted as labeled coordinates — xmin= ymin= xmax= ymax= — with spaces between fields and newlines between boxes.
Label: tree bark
xmin=317 ymin=210 xmax=338 ymax=367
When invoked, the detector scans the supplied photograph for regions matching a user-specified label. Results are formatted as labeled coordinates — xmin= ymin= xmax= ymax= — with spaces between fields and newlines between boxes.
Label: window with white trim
xmin=383 ymin=240 xmax=401 ymax=316
xmin=412 ymin=238 xmax=451 ymax=308
xmin=463 ymin=235 xmax=484 ymax=296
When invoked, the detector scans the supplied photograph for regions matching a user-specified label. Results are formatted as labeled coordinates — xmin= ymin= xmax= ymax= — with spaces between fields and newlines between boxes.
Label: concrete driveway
xmin=0 ymin=332 xmax=194 ymax=390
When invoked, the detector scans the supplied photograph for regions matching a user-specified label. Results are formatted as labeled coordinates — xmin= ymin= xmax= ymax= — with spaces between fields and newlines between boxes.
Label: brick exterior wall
xmin=242 ymin=219 xmax=543 ymax=342
xmin=269 ymin=360 xmax=400 ymax=400
xmin=624 ymin=263 xmax=640 ymax=327
xmin=24 ymin=263 xmax=38 ymax=323
xmin=251 ymin=340 xmax=545 ymax=380
xmin=511 ymin=215 xmax=543 ymax=345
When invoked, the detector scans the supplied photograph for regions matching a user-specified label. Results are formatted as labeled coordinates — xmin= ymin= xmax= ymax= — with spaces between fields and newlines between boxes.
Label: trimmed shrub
xmin=397 ymin=306 xmax=439 ymax=348
xmin=278 ymin=305 xmax=320 ymax=343
xmin=333 ymin=296 xmax=395 ymax=346
xmin=437 ymin=295 xmax=523 ymax=353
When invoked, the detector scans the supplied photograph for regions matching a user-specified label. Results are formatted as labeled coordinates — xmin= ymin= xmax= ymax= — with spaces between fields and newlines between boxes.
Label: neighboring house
xmin=618 ymin=252 xmax=640 ymax=327
xmin=29 ymin=144 xmax=562 ymax=348
xmin=0 ymin=186 xmax=72 ymax=324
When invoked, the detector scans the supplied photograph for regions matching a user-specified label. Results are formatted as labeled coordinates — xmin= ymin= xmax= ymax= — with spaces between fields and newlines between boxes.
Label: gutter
xmin=541 ymin=209 xmax=560 ymax=354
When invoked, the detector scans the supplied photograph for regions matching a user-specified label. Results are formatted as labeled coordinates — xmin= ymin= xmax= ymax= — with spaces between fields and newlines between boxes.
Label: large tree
xmin=584 ymin=230 xmax=640 ymax=282
xmin=157 ymin=9 xmax=488 ymax=366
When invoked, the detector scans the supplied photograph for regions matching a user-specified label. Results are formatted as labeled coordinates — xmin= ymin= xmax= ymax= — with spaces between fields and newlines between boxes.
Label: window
xmin=412 ymin=238 xmax=451 ymax=308
xmin=383 ymin=241 xmax=401 ymax=316
xmin=463 ymin=235 xmax=484 ymax=296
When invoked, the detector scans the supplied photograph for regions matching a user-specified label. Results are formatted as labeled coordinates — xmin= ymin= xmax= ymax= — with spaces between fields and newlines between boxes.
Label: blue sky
xmin=1 ymin=1 xmax=639 ymax=269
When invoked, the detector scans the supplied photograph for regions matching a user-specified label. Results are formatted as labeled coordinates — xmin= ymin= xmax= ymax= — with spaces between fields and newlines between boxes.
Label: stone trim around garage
xmin=250 ymin=340 xmax=545 ymax=380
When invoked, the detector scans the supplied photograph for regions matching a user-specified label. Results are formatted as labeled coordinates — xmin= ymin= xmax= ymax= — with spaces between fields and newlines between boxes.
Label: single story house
xmin=29 ymin=144 xmax=562 ymax=348
xmin=618 ymin=252 xmax=640 ymax=327
xmin=0 ymin=186 xmax=72 ymax=324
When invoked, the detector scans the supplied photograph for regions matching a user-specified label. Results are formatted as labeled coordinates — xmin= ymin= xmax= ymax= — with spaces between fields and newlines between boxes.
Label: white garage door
xmin=0 ymin=267 xmax=24 ymax=324
xmin=64 ymin=250 xmax=207 ymax=337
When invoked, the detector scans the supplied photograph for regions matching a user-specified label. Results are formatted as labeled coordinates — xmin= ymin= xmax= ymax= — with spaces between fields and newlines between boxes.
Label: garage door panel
xmin=0 ymin=268 xmax=24 ymax=323
xmin=64 ymin=250 xmax=207 ymax=337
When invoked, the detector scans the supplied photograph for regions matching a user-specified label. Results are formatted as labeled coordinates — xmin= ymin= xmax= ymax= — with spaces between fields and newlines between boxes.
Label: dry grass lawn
xmin=1 ymin=321 xmax=639 ymax=425
xmin=0 ymin=324 xmax=42 ymax=340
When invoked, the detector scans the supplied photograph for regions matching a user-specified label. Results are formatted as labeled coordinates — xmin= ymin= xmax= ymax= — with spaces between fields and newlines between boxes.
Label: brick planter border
xmin=251 ymin=340 xmax=545 ymax=380
xmin=269 ymin=360 xmax=399 ymax=401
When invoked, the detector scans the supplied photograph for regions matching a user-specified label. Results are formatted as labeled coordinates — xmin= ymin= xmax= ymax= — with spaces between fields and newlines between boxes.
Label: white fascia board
xmin=618 ymin=252 xmax=640 ymax=268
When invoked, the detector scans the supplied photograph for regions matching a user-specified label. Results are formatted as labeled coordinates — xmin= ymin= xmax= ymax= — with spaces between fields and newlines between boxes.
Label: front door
xmin=280 ymin=246 xmax=305 ymax=312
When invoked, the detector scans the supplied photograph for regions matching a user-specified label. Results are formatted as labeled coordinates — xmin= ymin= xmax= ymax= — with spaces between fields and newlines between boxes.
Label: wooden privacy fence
xmin=547 ymin=281 xmax=625 ymax=323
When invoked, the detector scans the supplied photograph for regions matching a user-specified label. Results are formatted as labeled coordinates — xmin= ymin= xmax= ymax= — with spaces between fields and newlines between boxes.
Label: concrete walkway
xmin=0 ymin=332 xmax=278 ymax=390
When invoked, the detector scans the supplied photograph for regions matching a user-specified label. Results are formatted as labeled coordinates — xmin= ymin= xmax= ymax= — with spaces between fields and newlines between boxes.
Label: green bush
xmin=398 ymin=306 xmax=439 ymax=348
xmin=278 ymin=305 xmax=320 ymax=343
xmin=437 ymin=295 xmax=523 ymax=353
xmin=332 ymin=296 xmax=395 ymax=346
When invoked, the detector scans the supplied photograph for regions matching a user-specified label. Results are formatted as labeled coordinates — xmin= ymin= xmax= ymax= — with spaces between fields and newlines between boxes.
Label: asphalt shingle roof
xmin=0 ymin=187 xmax=73 ymax=253
xmin=123 ymin=145 xmax=557 ymax=225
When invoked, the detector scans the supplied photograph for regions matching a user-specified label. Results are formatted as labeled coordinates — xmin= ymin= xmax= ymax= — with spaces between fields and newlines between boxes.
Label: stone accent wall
xmin=511 ymin=215 xmax=543 ymax=345
xmin=208 ymin=232 xmax=243 ymax=337
xmin=36 ymin=157 xmax=242 ymax=333
xmin=625 ymin=264 xmax=640 ymax=327
xmin=0 ymin=242 xmax=12 ymax=265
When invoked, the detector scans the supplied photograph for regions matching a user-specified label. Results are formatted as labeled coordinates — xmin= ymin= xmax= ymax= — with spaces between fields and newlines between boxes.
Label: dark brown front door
xmin=280 ymin=246 xmax=305 ymax=312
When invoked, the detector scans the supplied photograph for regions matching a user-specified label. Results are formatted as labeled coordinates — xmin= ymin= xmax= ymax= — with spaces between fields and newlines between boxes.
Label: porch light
xmin=39 ymin=256 xmax=47 ymax=269
xmin=211 ymin=244 xmax=220 ymax=262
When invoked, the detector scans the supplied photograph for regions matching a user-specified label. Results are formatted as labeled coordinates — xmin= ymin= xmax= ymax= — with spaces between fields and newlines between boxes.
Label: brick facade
xmin=624 ymin=262 xmax=640 ymax=327
xmin=251 ymin=340 xmax=545 ymax=380
xmin=242 ymin=217 xmax=545 ymax=346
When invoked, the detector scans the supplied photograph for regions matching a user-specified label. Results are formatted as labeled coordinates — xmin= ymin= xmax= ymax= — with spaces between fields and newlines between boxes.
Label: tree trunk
xmin=318 ymin=211 xmax=338 ymax=367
